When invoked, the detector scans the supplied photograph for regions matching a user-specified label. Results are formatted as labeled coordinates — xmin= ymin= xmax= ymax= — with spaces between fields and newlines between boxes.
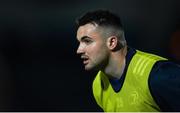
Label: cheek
xmin=88 ymin=44 xmax=102 ymax=54
xmin=88 ymin=44 xmax=107 ymax=57
xmin=86 ymin=48 xmax=98 ymax=56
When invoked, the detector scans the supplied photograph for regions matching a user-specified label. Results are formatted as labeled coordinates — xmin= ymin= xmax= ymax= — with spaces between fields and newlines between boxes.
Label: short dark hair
xmin=76 ymin=9 xmax=126 ymax=48
xmin=76 ymin=9 xmax=123 ymax=30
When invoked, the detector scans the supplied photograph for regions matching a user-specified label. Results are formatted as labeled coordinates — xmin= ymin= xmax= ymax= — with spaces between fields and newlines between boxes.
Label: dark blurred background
xmin=0 ymin=0 xmax=179 ymax=111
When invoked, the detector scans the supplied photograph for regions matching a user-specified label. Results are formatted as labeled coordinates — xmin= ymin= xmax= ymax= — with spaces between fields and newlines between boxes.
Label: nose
xmin=76 ymin=44 xmax=85 ymax=54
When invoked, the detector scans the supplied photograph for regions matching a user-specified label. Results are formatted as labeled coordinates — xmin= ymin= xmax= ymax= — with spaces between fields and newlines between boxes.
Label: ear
xmin=107 ymin=36 xmax=118 ymax=50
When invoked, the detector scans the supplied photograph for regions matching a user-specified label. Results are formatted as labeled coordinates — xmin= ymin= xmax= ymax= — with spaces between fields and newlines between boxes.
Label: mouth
xmin=83 ymin=59 xmax=89 ymax=65
xmin=81 ymin=56 xmax=89 ymax=65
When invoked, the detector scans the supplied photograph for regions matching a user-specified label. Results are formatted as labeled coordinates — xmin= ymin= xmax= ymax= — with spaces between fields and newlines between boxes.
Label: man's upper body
xmin=75 ymin=9 xmax=180 ymax=112
xmin=93 ymin=47 xmax=180 ymax=111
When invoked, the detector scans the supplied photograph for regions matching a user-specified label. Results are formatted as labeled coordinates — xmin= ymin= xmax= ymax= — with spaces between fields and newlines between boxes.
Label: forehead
xmin=77 ymin=23 xmax=100 ymax=40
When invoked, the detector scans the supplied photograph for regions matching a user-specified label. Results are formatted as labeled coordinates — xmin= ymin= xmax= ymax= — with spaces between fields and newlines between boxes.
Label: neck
xmin=102 ymin=46 xmax=127 ymax=79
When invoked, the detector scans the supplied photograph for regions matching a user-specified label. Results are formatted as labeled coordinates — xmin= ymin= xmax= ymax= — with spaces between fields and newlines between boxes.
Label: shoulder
xmin=149 ymin=61 xmax=180 ymax=83
xmin=149 ymin=60 xmax=180 ymax=111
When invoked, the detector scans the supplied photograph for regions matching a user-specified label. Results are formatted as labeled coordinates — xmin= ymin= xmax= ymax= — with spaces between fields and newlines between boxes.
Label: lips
xmin=83 ymin=59 xmax=89 ymax=64
xmin=81 ymin=56 xmax=89 ymax=65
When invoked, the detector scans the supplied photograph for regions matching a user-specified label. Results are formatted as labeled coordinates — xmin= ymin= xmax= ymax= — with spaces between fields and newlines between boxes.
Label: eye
xmin=80 ymin=36 xmax=93 ymax=45
xmin=83 ymin=39 xmax=93 ymax=44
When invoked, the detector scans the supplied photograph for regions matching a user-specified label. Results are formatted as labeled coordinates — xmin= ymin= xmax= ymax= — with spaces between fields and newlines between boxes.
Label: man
xmin=75 ymin=10 xmax=180 ymax=112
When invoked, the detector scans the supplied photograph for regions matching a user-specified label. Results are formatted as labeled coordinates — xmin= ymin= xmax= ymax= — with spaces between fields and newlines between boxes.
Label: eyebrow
xmin=80 ymin=36 xmax=92 ymax=41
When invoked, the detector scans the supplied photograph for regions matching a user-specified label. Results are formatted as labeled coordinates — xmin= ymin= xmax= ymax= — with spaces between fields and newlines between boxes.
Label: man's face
xmin=76 ymin=23 xmax=109 ymax=71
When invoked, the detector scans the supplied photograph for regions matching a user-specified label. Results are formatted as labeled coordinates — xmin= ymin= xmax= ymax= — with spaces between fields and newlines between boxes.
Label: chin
xmin=84 ymin=65 xmax=94 ymax=71
xmin=85 ymin=67 xmax=92 ymax=71
xmin=85 ymin=65 xmax=99 ymax=71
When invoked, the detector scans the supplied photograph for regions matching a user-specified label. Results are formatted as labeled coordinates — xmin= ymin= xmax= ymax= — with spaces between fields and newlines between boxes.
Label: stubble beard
xmin=84 ymin=57 xmax=108 ymax=72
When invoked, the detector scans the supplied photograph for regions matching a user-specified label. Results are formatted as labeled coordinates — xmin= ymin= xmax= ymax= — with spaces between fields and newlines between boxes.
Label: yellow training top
xmin=92 ymin=50 xmax=167 ymax=112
